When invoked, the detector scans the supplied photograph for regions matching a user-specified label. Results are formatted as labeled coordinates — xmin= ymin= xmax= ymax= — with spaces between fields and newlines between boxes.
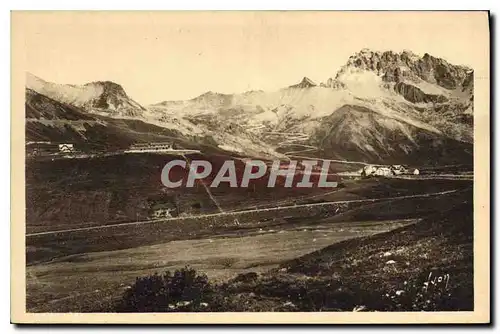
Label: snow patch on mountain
xmin=26 ymin=72 xmax=146 ymax=117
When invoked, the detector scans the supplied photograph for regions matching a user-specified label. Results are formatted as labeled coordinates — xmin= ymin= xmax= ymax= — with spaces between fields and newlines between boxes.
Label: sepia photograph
xmin=10 ymin=10 xmax=490 ymax=324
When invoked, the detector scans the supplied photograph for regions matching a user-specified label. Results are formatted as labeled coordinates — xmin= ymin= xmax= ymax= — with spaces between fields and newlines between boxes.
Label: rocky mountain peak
xmin=86 ymin=81 xmax=128 ymax=98
xmin=336 ymin=49 xmax=472 ymax=90
xmin=289 ymin=77 xmax=317 ymax=89
xmin=26 ymin=74 xmax=145 ymax=116
xmin=81 ymin=80 xmax=144 ymax=112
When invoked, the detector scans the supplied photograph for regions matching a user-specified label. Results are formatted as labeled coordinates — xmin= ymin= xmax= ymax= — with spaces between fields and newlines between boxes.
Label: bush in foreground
xmin=117 ymin=267 xmax=215 ymax=312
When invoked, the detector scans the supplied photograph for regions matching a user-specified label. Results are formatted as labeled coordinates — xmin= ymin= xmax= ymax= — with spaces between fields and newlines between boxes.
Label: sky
xmin=14 ymin=11 xmax=488 ymax=105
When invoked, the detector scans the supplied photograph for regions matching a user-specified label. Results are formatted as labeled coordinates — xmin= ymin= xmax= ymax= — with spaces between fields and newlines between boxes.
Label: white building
xmin=58 ymin=144 xmax=74 ymax=153
xmin=361 ymin=165 xmax=378 ymax=177
xmin=152 ymin=208 xmax=173 ymax=219
xmin=390 ymin=165 xmax=407 ymax=175
xmin=374 ymin=167 xmax=393 ymax=176
xmin=125 ymin=142 xmax=200 ymax=154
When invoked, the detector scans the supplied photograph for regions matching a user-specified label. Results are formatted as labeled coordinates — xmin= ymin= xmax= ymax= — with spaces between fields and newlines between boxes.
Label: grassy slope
xmin=215 ymin=188 xmax=473 ymax=311
xmin=26 ymin=186 xmax=473 ymax=312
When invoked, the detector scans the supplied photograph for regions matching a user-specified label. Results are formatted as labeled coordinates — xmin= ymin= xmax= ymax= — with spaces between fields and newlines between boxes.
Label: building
xmin=374 ymin=167 xmax=393 ymax=176
xmin=360 ymin=165 xmax=378 ymax=177
xmin=26 ymin=142 xmax=65 ymax=156
xmin=128 ymin=142 xmax=173 ymax=152
xmin=152 ymin=208 xmax=173 ymax=219
xmin=125 ymin=142 xmax=201 ymax=154
xmin=390 ymin=165 xmax=408 ymax=175
xmin=58 ymin=144 xmax=74 ymax=153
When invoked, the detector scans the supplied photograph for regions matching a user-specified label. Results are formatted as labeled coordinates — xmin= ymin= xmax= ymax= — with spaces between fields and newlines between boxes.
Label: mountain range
xmin=25 ymin=48 xmax=474 ymax=165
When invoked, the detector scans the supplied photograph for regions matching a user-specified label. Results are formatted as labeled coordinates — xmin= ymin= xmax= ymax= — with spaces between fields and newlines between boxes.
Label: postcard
xmin=11 ymin=10 xmax=490 ymax=324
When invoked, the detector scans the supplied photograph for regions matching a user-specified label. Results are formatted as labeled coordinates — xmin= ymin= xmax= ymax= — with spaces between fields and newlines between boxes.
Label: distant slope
xmin=25 ymin=89 xmax=207 ymax=152
xmin=311 ymin=104 xmax=473 ymax=165
xmin=26 ymin=88 xmax=95 ymax=121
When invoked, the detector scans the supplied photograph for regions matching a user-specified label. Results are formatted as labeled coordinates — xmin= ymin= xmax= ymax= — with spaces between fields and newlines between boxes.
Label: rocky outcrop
xmin=336 ymin=49 xmax=472 ymax=90
xmin=462 ymin=71 xmax=474 ymax=93
xmin=393 ymin=82 xmax=448 ymax=104
xmin=80 ymin=81 xmax=146 ymax=116
xmin=320 ymin=77 xmax=346 ymax=89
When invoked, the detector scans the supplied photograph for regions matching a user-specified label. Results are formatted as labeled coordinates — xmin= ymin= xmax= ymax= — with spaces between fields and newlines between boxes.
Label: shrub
xmin=117 ymin=266 xmax=214 ymax=312
xmin=232 ymin=272 xmax=259 ymax=283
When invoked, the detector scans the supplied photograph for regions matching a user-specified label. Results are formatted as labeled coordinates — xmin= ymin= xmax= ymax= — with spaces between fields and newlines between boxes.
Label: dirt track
xmin=27 ymin=189 xmax=459 ymax=237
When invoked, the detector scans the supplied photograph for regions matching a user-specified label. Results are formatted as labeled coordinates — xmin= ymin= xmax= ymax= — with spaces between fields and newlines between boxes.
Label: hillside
xmin=210 ymin=189 xmax=474 ymax=311
xmin=25 ymin=89 xmax=209 ymax=152
xmin=26 ymin=73 xmax=146 ymax=117
xmin=311 ymin=104 xmax=472 ymax=165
